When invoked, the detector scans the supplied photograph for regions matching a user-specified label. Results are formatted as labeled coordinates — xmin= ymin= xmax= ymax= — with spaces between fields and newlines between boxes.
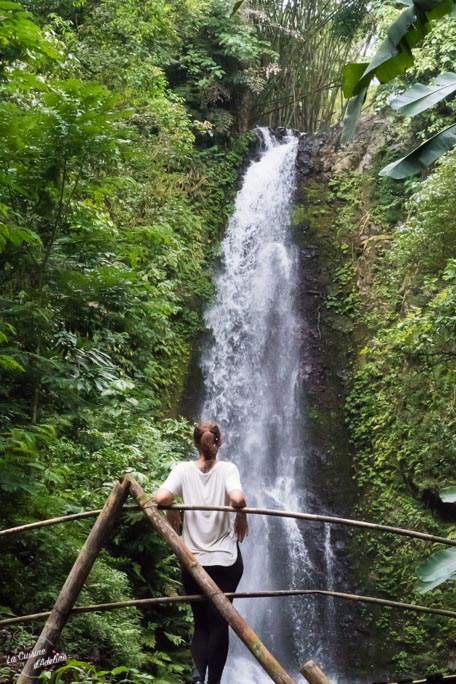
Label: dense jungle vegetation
xmin=337 ymin=7 xmax=456 ymax=674
xmin=0 ymin=0 xmax=455 ymax=682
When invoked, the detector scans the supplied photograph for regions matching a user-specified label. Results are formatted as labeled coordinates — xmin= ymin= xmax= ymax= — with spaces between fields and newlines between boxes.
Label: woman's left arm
xmin=230 ymin=489 xmax=248 ymax=542
xmin=233 ymin=511 xmax=248 ymax=542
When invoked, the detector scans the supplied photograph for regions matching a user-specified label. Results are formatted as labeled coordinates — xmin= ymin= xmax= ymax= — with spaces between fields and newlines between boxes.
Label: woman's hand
xmin=234 ymin=512 xmax=248 ymax=542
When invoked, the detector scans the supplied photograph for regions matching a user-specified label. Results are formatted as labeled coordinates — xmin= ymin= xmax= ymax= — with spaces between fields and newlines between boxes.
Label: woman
xmin=154 ymin=420 xmax=248 ymax=684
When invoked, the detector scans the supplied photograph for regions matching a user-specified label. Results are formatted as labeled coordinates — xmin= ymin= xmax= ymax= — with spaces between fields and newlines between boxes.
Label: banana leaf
xmin=342 ymin=0 xmax=456 ymax=140
xmin=440 ymin=485 xmax=456 ymax=502
xmin=343 ymin=63 xmax=369 ymax=98
xmin=371 ymin=6 xmax=419 ymax=72
xmin=425 ymin=0 xmax=455 ymax=19
xmin=341 ymin=89 xmax=367 ymax=144
xmin=379 ymin=123 xmax=456 ymax=177
xmin=231 ymin=0 xmax=244 ymax=14
xmin=415 ymin=547 xmax=456 ymax=593
xmin=397 ymin=0 xmax=452 ymax=6
xmin=390 ymin=72 xmax=456 ymax=115
xmin=415 ymin=0 xmax=452 ymax=7
xmin=342 ymin=6 xmax=418 ymax=98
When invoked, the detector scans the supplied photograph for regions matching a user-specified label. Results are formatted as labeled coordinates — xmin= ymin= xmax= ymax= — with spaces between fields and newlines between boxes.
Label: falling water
xmin=201 ymin=129 xmax=337 ymax=682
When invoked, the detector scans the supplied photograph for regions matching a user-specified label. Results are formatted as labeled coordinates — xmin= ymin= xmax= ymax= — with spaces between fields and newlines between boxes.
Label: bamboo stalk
xmin=0 ymin=505 xmax=139 ymax=537
xmin=168 ymin=505 xmax=456 ymax=548
xmin=125 ymin=474 xmax=298 ymax=684
xmin=386 ymin=678 xmax=456 ymax=684
xmin=2 ymin=589 xmax=456 ymax=628
xmin=301 ymin=660 xmax=332 ymax=684
xmin=17 ymin=480 xmax=130 ymax=684
xmin=2 ymin=504 xmax=454 ymax=548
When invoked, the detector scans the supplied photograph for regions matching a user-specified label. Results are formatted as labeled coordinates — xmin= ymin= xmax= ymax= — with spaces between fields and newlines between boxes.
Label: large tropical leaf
xmin=367 ymin=6 xmax=419 ymax=80
xmin=342 ymin=0 xmax=456 ymax=141
xmin=390 ymin=72 xmax=456 ymax=115
xmin=342 ymin=63 xmax=369 ymax=98
xmin=425 ymin=0 xmax=455 ymax=20
xmin=231 ymin=0 xmax=245 ymax=14
xmin=415 ymin=546 xmax=456 ymax=593
xmin=400 ymin=0 xmax=453 ymax=6
xmin=440 ymin=485 xmax=456 ymax=502
xmin=342 ymin=6 xmax=418 ymax=98
xmin=341 ymin=89 xmax=367 ymax=144
xmin=342 ymin=1 xmax=447 ymax=98
xmin=379 ymin=123 xmax=456 ymax=177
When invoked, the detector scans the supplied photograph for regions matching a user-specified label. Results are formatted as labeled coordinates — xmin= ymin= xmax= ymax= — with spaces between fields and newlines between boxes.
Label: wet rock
xmin=274 ymin=126 xmax=288 ymax=138
xmin=295 ymin=116 xmax=393 ymax=178
xmin=296 ymin=135 xmax=320 ymax=175
xmin=301 ymin=245 xmax=319 ymax=259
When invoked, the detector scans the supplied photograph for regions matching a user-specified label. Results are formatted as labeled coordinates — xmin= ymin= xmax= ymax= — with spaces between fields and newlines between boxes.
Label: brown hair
xmin=193 ymin=420 xmax=222 ymax=460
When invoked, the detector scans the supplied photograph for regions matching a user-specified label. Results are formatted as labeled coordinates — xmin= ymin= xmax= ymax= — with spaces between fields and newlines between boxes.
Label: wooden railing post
xmin=125 ymin=474 xmax=298 ymax=684
xmin=17 ymin=479 xmax=130 ymax=683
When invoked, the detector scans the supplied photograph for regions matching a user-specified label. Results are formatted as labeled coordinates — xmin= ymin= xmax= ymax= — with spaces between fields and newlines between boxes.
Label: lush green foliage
xmin=0 ymin=0 xmax=372 ymax=679
xmin=4 ymin=0 xmax=456 ymax=679
xmin=297 ymin=129 xmax=456 ymax=673
xmin=0 ymin=1 xmax=253 ymax=681
xmin=243 ymin=0 xmax=374 ymax=131
xmin=336 ymin=145 xmax=456 ymax=673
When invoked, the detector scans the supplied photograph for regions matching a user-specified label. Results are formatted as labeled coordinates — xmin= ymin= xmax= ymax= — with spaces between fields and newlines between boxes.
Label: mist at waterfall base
xmin=199 ymin=129 xmax=342 ymax=683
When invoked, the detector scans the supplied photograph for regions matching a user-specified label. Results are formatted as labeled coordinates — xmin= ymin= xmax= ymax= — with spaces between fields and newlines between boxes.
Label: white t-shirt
xmin=161 ymin=460 xmax=243 ymax=566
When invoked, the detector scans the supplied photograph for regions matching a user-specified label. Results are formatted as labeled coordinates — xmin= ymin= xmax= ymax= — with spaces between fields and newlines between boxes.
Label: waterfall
xmin=201 ymin=129 xmax=337 ymax=682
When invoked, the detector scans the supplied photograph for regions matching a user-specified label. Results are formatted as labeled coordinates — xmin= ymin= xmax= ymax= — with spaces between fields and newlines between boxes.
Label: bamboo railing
xmin=2 ymin=588 xmax=455 ymax=629
xmin=2 ymin=475 xmax=454 ymax=684
xmin=2 ymin=504 xmax=455 ymax=547
xmin=13 ymin=476 xmax=303 ymax=684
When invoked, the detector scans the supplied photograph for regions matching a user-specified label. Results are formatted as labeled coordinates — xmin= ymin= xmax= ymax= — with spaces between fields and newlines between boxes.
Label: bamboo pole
xmin=2 ymin=588 xmax=456 ymax=628
xmin=0 ymin=505 xmax=139 ymax=537
xmin=168 ymin=505 xmax=456 ymax=548
xmin=125 ymin=475 xmax=298 ymax=684
xmin=385 ymin=677 xmax=456 ymax=684
xmin=301 ymin=660 xmax=332 ymax=684
xmin=2 ymin=504 xmax=455 ymax=548
xmin=17 ymin=479 xmax=130 ymax=684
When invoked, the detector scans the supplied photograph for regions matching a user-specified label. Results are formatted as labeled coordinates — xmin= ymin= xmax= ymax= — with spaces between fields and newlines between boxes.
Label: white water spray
xmin=201 ymin=129 xmax=336 ymax=682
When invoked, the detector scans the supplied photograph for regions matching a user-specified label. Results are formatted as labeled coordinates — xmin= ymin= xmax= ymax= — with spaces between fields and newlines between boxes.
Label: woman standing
xmin=154 ymin=420 xmax=248 ymax=684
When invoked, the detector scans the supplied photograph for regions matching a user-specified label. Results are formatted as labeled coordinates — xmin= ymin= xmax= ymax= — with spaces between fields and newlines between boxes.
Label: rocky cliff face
xmin=291 ymin=118 xmax=397 ymax=678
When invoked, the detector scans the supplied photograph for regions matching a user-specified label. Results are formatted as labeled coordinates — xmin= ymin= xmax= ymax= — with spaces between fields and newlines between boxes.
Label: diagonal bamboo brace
xmin=301 ymin=660 xmax=332 ymax=684
xmin=125 ymin=474 xmax=297 ymax=684
xmin=17 ymin=479 xmax=130 ymax=683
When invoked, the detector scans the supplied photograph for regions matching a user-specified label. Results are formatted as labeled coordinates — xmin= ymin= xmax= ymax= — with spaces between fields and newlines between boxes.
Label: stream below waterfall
xmin=199 ymin=128 xmax=346 ymax=683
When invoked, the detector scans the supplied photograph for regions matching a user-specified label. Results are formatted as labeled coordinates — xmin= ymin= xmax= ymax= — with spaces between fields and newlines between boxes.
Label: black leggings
xmin=182 ymin=550 xmax=243 ymax=684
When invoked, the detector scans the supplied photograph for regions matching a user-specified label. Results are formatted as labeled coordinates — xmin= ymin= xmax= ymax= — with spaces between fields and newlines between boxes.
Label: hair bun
xmin=194 ymin=421 xmax=221 ymax=460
